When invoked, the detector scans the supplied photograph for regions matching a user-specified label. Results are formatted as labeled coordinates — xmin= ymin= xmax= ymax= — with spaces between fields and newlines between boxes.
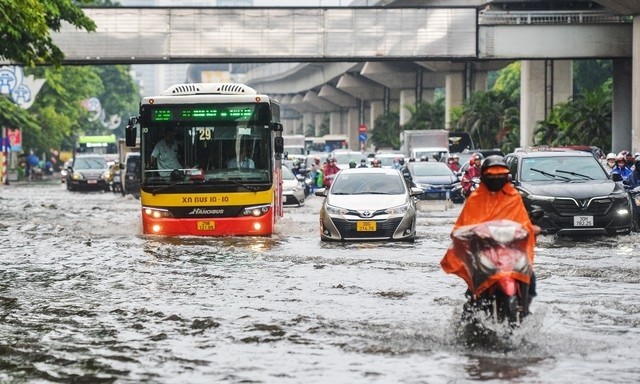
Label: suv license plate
xmin=197 ymin=221 xmax=215 ymax=231
xmin=356 ymin=221 xmax=376 ymax=231
xmin=573 ymin=216 xmax=593 ymax=227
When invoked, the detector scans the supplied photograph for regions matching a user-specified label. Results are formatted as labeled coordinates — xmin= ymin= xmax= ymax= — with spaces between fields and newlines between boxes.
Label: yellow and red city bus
xmin=125 ymin=83 xmax=284 ymax=236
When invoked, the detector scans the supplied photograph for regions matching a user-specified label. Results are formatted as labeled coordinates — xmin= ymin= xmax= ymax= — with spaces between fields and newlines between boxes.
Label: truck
xmin=283 ymin=134 xmax=307 ymax=158
xmin=400 ymin=130 xmax=450 ymax=161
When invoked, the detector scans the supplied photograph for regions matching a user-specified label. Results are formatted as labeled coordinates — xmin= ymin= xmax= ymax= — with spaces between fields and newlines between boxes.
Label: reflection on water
xmin=0 ymin=183 xmax=639 ymax=383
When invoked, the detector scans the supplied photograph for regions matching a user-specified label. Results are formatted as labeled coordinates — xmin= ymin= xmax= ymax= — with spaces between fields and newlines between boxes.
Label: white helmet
xmin=606 ymin=152 xmax=616 ymax=160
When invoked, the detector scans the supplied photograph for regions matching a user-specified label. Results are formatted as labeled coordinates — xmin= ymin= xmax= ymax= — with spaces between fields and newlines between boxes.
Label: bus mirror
xmin=125 ymin=117 xmax=138 ymax=147
xmin=274 ymin=136 xmax=284 ymax=154
xmin=271 ymin=122 xmax=283 ymax=132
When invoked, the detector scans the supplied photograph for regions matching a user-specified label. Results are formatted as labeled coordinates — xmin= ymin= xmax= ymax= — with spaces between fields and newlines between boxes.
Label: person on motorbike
xmin=349 ymin=160 xmax=357 ymax=169
xmin=626 ymin=157 xmax=640 ymax=188
xmin=460 ymin=154 xmax=482 ymax=197
xmin=441 ymin=155 xmax=539 ymax=303
xmin=358 ymin=159 xmax=368 ymax=168
xmin=322 ymin=157 xmax=340 ymax=187
xmin=447 ymin=154 xmax=461 ymax=172
xmin=604 ymin=152 xmax=617 ymax=171
xmin=371 ymin=159 xmax=382 ymax=168
xmin=611 ymin=154 xmax=632 ymax=180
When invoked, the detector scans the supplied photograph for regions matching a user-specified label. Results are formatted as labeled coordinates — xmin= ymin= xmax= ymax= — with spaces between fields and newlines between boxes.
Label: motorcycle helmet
xmin=480 ymin=155 xmax=510 ymax=192
xmin=349 ymin=161 xmax=357 ymax=168
xmin=606 ymin=152 xmax=616 ymax=161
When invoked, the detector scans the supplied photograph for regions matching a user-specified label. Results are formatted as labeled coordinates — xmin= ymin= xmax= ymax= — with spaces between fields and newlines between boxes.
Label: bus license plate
xmin=573 ymin=216 xmax=593 ymax=227
xmin=356 ymin=221 xmax=376 ymax=231
xmin=197 ymin=221 xmax=215 ymax=231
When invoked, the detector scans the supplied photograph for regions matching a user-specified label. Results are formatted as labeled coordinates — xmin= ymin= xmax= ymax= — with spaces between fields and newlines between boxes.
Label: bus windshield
xmin=140 ymin=103 xmax=273 ymax=185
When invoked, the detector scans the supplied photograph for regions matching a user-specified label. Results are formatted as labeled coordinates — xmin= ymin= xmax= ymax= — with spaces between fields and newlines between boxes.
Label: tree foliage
xmin=370 ymin=111 xmax=401 ymax=150
xmin=534 ymin=80 xmax=612 ymax=150
xmin=0 ymin=0 xmax=96 ymax=67
xmin=402 ymin=98 xmax=445 ymax=131
xmin=453 ymin=90 xmax=519 ymax=152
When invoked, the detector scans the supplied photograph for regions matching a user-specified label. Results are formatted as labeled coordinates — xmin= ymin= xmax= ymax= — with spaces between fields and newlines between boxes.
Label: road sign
xmin=358 ymin=124 xmax=368 ymax=133
xmin=359 ymin=133 xmax=367 ymax=142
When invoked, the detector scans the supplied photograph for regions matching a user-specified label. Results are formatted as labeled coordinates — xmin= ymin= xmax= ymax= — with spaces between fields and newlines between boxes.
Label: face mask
xmin=482 ymin=176 xmax=508 ymax=192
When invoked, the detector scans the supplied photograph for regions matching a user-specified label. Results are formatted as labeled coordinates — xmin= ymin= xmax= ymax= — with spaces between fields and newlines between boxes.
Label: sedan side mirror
xmin=410 ymin=187 xmax=424 ymax=196
xmin=314 ymin=188 xmax=327 ymax=197
xmin=611 ymin=172 xmax=623 ymax=182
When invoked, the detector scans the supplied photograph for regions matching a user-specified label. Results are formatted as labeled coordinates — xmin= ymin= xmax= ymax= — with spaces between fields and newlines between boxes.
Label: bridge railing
xmin=479 ymin=10 xmax=632 ymax=25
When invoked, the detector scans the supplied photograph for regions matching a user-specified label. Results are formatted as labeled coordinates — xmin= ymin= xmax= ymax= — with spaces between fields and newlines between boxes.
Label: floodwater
xmin=1 ymin=181 xmax=639 ymax=383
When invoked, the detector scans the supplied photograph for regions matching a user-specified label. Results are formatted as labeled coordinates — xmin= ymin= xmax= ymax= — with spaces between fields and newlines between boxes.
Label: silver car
xmin=315 ymin=168 xmax=423 ymax=242
xmin=282 ymin=165 xmax=305 ymax=207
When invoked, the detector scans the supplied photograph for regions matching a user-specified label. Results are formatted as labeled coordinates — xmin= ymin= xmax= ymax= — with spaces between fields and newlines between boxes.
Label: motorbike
xmin=625 ymin=185 xmax=640 ymax=231
xmin=451 ymin=219 xmax=535 ymax=328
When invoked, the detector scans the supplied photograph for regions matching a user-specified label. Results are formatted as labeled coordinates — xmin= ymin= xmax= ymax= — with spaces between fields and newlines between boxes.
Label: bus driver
xmin=150 ymin=128 xmax=182 ymax=175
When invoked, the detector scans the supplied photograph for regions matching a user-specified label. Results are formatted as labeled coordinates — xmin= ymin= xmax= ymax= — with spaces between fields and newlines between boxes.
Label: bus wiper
xmin=556 ymin=169 xmax=594 ymax=180
xmin=151 ymin=181 xmax=193 ymax=195
xmin=206 ymin=178 xmax=259 ymax=192
xmin=530 ymin=167 xmax=571 ymax=181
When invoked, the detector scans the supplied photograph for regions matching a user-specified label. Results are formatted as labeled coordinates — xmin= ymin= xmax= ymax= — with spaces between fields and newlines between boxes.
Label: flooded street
xmin=1 ymin=181 xmax=639 ymax=383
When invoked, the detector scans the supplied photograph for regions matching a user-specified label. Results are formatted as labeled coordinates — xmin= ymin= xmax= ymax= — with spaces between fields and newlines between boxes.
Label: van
xmin=123 ymin=152 xmax=141 ymax=198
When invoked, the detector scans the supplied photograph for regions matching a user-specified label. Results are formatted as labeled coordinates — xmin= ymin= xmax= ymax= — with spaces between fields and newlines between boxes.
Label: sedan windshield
xmin=521 ymin=156 xmax=608 ymax=182
xmin=331 ymin=173 xmax=406 ymax=195
xmin=74 ymin=157 xmax=107 ymax=169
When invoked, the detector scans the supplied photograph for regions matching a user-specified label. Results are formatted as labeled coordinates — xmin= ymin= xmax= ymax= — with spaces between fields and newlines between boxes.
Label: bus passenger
xmin=150 ymin=128 xmax=182 ymax=175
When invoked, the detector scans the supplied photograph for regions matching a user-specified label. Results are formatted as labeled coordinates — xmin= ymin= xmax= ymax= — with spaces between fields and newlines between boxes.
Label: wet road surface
xmin=1 ymin=181 xmax=639 ymax=383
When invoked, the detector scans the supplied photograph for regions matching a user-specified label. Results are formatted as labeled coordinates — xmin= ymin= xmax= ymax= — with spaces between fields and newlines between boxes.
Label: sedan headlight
xmin=325 ymin=204 xmax=348 ymax=215
xmin=71 ymin=172 xmax=84 ymax=181
xmin=385 ymin=202 xmax=410 ymax=215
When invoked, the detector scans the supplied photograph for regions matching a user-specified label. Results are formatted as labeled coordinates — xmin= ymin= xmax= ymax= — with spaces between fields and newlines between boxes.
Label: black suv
xmin=504 ymin=150 xmax=633 ymax=236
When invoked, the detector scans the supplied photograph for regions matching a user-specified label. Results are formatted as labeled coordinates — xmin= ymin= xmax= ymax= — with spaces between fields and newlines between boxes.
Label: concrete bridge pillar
xmin=633 ymin=18 xmax=640 ymax=154
xmin=314 ymin=113 xmax=326 ymax=137
xmin=302 ymin=113 xmax=314 ymax=136
xmin=369 ymin=100 xmax=384 ymax=131
xmin=612 ymin=59 xmax=632 ymax=154
xmin=329 ymin=111 xmax=343 ymax=135
xmin=347 ymin=107 xmax=360 ymax=151
xmin=400 ymin=89 xmax=416 ymax=126
xmin=520 ymin=60 xmax=573 ymax=147
xmin=445 ymin=72 xmax=464 ymax=130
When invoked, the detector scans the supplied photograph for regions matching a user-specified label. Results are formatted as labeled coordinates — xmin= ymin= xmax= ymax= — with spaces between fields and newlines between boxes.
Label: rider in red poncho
xmin=441 ymin=155 xmax=538 ymax=297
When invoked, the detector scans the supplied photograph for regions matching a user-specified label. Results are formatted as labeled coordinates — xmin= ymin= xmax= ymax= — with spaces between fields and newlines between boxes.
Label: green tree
xmin=402 ymin=98 xmax=445 ymax=131
xmin=535 ymin=80 xmax=612 ymax=150
xmin=574 ymin=59 xmax=612 ymax=95
xmin=454 ymin=90 xmax=518 ymax=150
xmin=0 ymin=0 xmax=96 ymax=67
xmin=370 ymin=111 xmax=401 ymax=150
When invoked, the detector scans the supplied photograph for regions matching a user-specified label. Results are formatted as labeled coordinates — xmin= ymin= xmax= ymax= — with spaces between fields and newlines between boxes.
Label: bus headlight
xmin=143 ymin=207 xmax=174 ymax=218
xmin=241 ymin=205 xmax=270 ymax=217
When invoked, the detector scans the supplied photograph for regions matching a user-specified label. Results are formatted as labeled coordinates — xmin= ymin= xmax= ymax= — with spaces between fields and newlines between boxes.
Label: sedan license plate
xmin=356 ymin=221 xmax=376 ymax=232
xmin=197 ymin=221 xmax=215 ymax=231
xmin=573 ymin=216 xmax=593 ymax=227
xmin=87 ymin=180 xmax=97 ymax=184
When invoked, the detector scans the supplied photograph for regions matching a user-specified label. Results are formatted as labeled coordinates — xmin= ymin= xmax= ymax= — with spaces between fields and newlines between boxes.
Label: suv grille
xmin=553 ymin=197 xmax=612 ymax=216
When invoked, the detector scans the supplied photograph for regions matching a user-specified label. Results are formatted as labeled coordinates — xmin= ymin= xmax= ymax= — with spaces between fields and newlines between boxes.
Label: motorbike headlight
xmin=385 ymin=202 xmax=410 ymax=215
xmin=102 ymin=171 xmax=112 ymax=179
xmin=325 ymin=204 xmax=348 ymax=215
